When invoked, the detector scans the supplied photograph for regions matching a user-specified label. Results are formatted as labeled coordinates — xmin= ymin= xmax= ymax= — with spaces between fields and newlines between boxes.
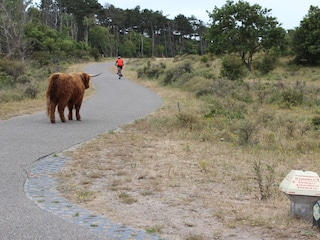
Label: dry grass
xmin=0 ymin=63 xmax=96 ymax=120
xmin=0 ymin=97 xmax=45 ymax=119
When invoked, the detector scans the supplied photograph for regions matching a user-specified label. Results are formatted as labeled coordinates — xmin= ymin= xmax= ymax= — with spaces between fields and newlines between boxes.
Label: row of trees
xmin=0 ymin=0 xmax=320 ymax=68
xmin=37 ymin=0 xmax=208 ymax=58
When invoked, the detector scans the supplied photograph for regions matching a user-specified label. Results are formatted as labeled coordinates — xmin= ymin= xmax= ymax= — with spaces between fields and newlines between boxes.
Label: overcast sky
xmin=99 ymin=0 xmax=320 ymax=30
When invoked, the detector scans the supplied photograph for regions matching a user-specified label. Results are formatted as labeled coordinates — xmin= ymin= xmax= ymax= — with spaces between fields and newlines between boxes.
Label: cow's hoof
xmin=50 ymin=120 xmax=55 ymax=123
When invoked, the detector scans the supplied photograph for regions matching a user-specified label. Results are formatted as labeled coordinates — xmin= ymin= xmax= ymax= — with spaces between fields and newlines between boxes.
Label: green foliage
xmin=137 ymin=61 xmax=166 ymax=79
xmin=220 ymin=55 xmax=246 ymax=80
xmin=145 ymin=226 xmax=162 ymax=234
xmin=311 ymin=116 xmax=320 ymax=129
xmin=292 ymin=6 xmax=320 ymax=65
xmin=60 ymin=0 xmax=103 ymax=41
xmin=0 ymin=74 xmax=12 ymax=87
xmin=281 ymin=88 xmax=304 ymax=108
xmin=238 ymin=120 xmax=257 ymax=145
xmin=89 ymin=48 xmax=101 ymax=60
xmin=0 ymin=58 xmax=25 ymax=85
xmin=16 ymin=75 xmax=31 ymax=85
xmin=24 ymin=85 xmax=39 ymax=99
xmin=200 ymin=55 xmax=209 ymax=63
xmin=207 ymin=0 xmax=287 ymax=71
xmin=254 ymin=54 xmax=278 ymax=74
xmin=25 ymin=22 xmax=94 ymax=62
xmin=120 ymin=38 xmax=137 ymax=58
xmin=163 ymin=62 xmax=193 ymax=85
xmin=204 ymin=98 xmax=246 ymax=120
xmin=89 ymin=26 xmax=115 ymax=57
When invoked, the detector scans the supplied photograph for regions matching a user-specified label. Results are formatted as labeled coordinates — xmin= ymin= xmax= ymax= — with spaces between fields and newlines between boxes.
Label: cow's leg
xmin=57 ymin=104 xmax=66 ymax=122
xmin=75 ymin=103 xmax=82 ymax=121
xmin=49 ymin=102 xmax=56 ymax=123
xmin=68 ymin=103 xmax=73 ymax=120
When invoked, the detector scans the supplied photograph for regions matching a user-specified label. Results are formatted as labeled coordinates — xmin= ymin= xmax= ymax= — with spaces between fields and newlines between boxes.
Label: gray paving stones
xmin=25 ymin=155 xmax=165 ymax=240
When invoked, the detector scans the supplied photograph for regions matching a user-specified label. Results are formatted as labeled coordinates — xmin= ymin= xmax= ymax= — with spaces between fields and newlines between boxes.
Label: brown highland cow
xmin=46 ymin=72 xmax=96 ymax=123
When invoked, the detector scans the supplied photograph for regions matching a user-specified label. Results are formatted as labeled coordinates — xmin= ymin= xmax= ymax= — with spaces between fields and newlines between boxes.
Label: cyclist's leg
xmin=117 ymin=67 xmax=121 ymax=79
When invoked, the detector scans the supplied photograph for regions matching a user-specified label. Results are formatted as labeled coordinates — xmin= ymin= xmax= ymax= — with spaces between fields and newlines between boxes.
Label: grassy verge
xmin=0 ymin=62 xmax=96 ymax=120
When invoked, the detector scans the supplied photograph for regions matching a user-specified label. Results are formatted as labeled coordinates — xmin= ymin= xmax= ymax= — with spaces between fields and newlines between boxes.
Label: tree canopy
xmin=292 ymin=6 xmax=320 ymax=65
xmin=32 ymin=1 xmax=207 ymax=59
xmin=0 ymin=0 xmax=317 ymax=70
xmin=207 ymin=0 xmax=287 ymax=71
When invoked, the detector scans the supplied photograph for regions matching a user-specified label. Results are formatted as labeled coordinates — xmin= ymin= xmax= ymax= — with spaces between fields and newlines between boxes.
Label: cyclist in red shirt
xmin=115 ymin=56 xmax=124 ymax=79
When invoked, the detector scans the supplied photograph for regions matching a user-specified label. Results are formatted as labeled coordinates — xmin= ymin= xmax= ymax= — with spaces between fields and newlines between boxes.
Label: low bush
xmin=0 ymin=58 xmax=25 ymax=85
xmin=163 ymin=61 xmax=192 ymax=85
xmin=220 ymin=55 xmax=247 ymax=80
xmin=311 ymin=116 xmax=320 ymax=129
xmin=254 ymin=54 xmax=278 ymax=74
xmin=137 ymin=61 xmax=166 ymax=79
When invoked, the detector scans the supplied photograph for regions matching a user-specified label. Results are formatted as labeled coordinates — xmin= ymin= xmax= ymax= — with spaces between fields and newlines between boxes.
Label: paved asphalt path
xmin=0 ymin=62 xmax=162 ymax=240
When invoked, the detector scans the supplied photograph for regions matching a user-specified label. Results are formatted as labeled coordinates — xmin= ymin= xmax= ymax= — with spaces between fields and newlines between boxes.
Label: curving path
xmin=0 ymin=62 xmax=162 ymax=240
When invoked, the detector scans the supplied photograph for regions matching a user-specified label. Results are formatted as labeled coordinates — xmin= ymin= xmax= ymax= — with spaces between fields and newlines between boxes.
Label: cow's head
xmin=80 ymin=73 xmax=91 ymax=89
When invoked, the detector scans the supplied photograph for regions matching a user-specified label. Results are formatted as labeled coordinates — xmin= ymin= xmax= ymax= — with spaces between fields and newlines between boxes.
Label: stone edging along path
xmin=24 ymin=153 xmax=165 ymax=240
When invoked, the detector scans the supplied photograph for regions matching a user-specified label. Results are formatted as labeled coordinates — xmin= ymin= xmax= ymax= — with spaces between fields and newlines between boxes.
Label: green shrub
xmin=221 ymin=56 xmax=246 ymax=80
xmin=163 ymin=68 xmax=175 ymax=84
xmin=137 ymin=61 xmax=166 ymax=79
xmin=0 ymin=59 xmax=25 ymax=82
xmin=254 ymin=55 xmax=278 ymax=74
xmin=200 ymin=55 xmax=208 ymax=63
xmin=196 ymin=88 xmax=212 ymax=97
xmin=311 ymin=116 xmax=320 ymax=129
xmin=238 ymin=120 xmax=257 ymax=145
xmin=204 ymin=99 xmax=246 ymax=120
xmin=25 ymin=85 xmax=39 ymax=98
xmin=163 ymin=62 xmax=192 ymax=85
xmin=16 ymin=75 xmax=32 ymax=84
xmin=281 ymin=88 xmax=303 ymax=107
xmin=0 ymin=74 xmax=13 ymax=87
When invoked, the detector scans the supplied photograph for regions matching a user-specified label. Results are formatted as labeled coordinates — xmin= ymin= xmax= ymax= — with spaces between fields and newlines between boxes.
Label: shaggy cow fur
xmin=46 ymin=72 xmax=91 ymax=123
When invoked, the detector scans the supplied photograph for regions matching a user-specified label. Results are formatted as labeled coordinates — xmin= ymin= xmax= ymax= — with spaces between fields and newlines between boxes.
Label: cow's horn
xmin=89 ymin=73 xmax=102 ymax=77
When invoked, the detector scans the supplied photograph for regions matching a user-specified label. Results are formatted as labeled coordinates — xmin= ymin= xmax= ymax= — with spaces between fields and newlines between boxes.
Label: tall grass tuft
xmin=251 ymin=159 xmax=276 ymax=200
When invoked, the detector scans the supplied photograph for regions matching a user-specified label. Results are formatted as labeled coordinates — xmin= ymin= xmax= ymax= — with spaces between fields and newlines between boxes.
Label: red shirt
xmin=116 ymin=59 xmax=123 ymax=67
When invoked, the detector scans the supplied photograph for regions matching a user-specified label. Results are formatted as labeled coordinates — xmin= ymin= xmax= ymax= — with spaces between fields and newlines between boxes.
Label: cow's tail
xmin=46 ymin=73 xmax=60 ymax=117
